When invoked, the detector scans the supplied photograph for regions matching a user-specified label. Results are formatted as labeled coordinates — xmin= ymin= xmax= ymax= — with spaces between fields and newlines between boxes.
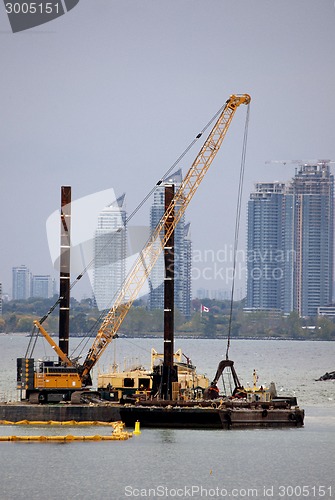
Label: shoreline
xmin=0 ymin=332 xmax=333 ymax=342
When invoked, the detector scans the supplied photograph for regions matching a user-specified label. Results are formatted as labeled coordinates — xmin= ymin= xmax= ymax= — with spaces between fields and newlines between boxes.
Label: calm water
xmin=0 ymin=335 xmax=335 ymax=500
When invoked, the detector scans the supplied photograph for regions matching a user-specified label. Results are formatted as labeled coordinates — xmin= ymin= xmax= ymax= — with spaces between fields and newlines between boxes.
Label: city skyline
xmin=1 ymin=2 xmax=335 ymax=302
xmin=11 ymin=265 xmax=55 ymax=301
xmin=4 ymin=159 xmax=335 ymax=315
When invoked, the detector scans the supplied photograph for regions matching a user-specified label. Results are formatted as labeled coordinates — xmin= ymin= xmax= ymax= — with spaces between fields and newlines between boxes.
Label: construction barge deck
xmin=0 ymin=400 xmax=304 ymax=430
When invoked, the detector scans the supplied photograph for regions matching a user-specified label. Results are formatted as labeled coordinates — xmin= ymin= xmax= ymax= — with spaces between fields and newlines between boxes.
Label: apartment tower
xmin=93 ymin=194 xmax=127 ymax=310
xmin=148 ymin=170 xmax=191 ymax=317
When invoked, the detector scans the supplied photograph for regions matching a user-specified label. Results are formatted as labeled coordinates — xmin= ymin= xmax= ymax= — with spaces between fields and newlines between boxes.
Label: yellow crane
xmin=80 ymin=93 xmax=250 ymax=383
xmin=19 ymin=94 xmax=250 ymax=403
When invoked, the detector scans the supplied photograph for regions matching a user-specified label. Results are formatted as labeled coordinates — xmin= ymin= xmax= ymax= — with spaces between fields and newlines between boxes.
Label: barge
xmin=8 ymin=98 xmax=304 ymax=430
xmin=0 ymin=399 xmax=304 ymax=430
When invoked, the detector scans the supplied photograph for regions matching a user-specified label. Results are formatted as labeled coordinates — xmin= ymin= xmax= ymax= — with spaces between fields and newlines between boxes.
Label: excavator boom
xmin=80 ymin=94 xmax=250 ymax=382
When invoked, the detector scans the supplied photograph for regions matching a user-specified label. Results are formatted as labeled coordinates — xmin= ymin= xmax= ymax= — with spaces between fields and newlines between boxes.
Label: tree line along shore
xmin=1 ymin=296 xmax=335 ymax=341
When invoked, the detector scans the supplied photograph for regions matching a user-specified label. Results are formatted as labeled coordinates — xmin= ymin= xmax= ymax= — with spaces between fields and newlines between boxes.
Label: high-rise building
xmin=246 ymin=182 xmax=286 ymax=311
xmin=246 ymin=163 xmax=334 ymax=317
xmin=93 ymin=194 xmax=127 ymax=310
xmin=148 ymin=170 xmax=191 ymax=317
xmin=290 ymin=163 xmax=334 ymax=316
xmin=31 ymin=275 xmax=54 ymax=299
xmin=12 ymin=265 xmax=31 ymax=300
xmin=183 ymin=222 xmax=192 ymax=318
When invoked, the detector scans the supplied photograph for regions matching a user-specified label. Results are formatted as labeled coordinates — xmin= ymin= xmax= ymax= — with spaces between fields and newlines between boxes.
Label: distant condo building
xmin=12 ymin=267 xmax=55 ymax=300
xmin=93 ymin=194 xmax=127 ymax=310
xmin=148 ymin=170 xmax=192 ymax=317
xmin=246 ymin=182 xmax=286 ymax=311
xmin=31 ymin=275 xmax=54 ymax=299
xmin=12 ymin=265 xmax=31 ymax=300
xmin=195 ymin=288 xmax=210 ymax=300
xmin=183 ymin=222 xmax=192 ymax=318
xmin=195 ymin=288 xmax=229 ymax=300
xmin=290 ymin=164 xmax=334 ymax=316
xmin=246 ymin=162 xmax=334 ymax=317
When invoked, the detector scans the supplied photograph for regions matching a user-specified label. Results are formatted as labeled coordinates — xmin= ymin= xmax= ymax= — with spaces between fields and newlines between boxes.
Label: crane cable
xmin=225 ymin=103 xmax=250 ymax=360
xmin=68 ymin=102 xmax=228 ymax=293
xmin=35 ymin=102 xmax=227 ymax=338
xmin=60 ymin=103 xmax=230 ymax=360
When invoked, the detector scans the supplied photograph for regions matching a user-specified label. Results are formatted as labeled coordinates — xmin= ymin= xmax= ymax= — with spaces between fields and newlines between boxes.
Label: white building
xmin=148 ymin=170 xmax=192 ymax=317
xmin=31 ymin=275 xmax=54 ymax=299
xmin=12 ymin=265 xmax=31 ymax=300
xmin=93 ymin=194 xmax=127 ymax=310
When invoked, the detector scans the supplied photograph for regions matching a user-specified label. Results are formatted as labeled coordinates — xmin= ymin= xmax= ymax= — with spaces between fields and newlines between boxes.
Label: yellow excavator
xmin=17 ymin=94 xmax=250 ymax=403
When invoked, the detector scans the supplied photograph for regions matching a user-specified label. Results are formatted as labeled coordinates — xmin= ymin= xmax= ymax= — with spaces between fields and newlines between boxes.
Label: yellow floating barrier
xmin=0 ymin=421 xmax=133 ymax=442
xmin=0 ymin=420 xmax=117 ymax=426
xmin=0 ymin=434 xmax=132 ymax=441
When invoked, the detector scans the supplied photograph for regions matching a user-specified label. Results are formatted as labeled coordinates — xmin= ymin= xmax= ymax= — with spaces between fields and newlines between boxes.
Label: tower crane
xmin=17 ymin=94 xmax=251 ymax=403
xmin=265 ymin=159 xmax=334 ymax=168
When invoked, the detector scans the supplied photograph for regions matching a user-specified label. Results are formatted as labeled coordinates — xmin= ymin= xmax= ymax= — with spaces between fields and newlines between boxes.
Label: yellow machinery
xmin=97 ymin=348 xmax=210 ymax=401
xmin=17 ymin=94 xmax=250 ymax=403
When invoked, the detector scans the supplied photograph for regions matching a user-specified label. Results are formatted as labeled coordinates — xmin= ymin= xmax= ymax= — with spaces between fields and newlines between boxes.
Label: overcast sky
xmin=1 ymin=0 xmax=335 ymax=300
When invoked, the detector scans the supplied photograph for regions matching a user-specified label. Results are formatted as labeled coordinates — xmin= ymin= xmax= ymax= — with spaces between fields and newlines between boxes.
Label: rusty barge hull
xmin=119 ymin=404 xmax=304 ymax=429
xmin=0 ymin=403 xmax=121 ymax=423
xmin=219 ymin=407 xmax=304 ymax=429
xmin=120 ymin=405 xmax=222 ymax=429
xmin=0 ymin=403 xmax=304 ymax=429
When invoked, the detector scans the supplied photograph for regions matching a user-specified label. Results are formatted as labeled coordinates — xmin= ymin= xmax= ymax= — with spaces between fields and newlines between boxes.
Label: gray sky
xmin=1 ymin=0 xmax=335 ymax=300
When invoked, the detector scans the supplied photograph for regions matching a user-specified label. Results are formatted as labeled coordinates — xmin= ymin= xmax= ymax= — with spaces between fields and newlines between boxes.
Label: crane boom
xmin=33 ymin=320 xmax=73 ymax=367
xmin=80 ymin=94 xmax=250 ymax=382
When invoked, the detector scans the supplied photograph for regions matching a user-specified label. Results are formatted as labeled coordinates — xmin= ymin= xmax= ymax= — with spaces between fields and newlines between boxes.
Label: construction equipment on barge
xmin=14 ymin=93 xmax=304 ymax=429
xmin=17 ymin=94 xmax=251 ymax=405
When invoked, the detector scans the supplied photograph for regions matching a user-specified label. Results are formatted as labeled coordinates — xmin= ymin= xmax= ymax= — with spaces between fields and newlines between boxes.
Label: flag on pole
xmin=201 ymin=305 xmax=210 ymax=313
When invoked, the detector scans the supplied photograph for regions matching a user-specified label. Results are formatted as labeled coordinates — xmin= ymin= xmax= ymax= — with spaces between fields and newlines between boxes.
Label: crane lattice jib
xmin=81 ymin=94 xmax=250 ymax=381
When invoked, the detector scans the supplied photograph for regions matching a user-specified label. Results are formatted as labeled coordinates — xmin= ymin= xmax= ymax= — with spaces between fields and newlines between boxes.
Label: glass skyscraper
xmin=12 ymin=265 xmax=31 ymax=300
xmin=93 ymin=194 xmax=127 ymax=310
xmin=31 ymin=275 xmax=54 ymax=299
xmin=183 ymin=222 xmax=192 ymax=318
xmin=246 ymin=182 xmax=286 ymax=311
xmin=290 ymin=164 xmax=334 ymax=316
xmin=148 ymin=170 xmax=192 ymax=318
